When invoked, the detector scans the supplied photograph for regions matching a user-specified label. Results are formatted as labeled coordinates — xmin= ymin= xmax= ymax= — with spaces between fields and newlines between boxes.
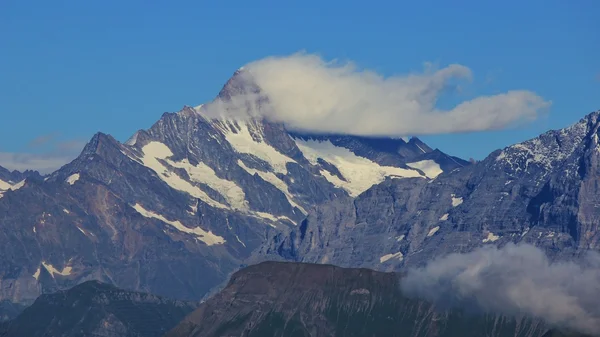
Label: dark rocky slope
xmin=0 ymin=280 xmax=197 ymax=337
xmin=166 ymin=261 xmax=552 ymax=337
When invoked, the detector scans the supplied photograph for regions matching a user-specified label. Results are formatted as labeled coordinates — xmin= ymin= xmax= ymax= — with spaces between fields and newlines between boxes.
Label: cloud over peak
xmin=205 ymin=53 xmax=550 ymax=137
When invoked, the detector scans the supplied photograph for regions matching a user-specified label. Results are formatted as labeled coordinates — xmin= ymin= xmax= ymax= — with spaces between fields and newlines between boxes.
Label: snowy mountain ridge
xmin=0 ymin=167 xmax=41 ymax=199
xmin=255 ymin=110 xmax=600 ymax=274
xmin=0 ymin=70 xmax=466 ymax=316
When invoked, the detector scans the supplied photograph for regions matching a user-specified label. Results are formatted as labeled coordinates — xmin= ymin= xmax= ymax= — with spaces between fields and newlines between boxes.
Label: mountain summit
xmin=0 ymin=71 xmax=464 ymax=316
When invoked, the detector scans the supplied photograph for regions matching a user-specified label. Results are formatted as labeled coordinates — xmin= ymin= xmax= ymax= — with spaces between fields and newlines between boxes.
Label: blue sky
xmin=1 ymin=0 xmax=598 ymax=171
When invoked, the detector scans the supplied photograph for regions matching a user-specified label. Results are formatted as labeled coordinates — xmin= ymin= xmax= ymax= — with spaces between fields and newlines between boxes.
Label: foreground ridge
xmin=166 ymin=261 xmax=552 ymax=337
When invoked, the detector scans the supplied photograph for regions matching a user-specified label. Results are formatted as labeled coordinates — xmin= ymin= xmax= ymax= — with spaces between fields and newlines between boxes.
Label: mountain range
xmin=255 ymin=110 xmax=600 ymax=270
xmin=0 ymin=70 xmax=467 ymax=313
xmin=0 ymin=68 xmax=599 ymax=335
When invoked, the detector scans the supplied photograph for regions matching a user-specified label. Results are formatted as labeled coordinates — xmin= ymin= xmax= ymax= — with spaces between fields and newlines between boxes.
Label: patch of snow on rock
xmin=76 ymin=227 xmax=89 ymax=236
xmin=66 ymin=173 xmax=80 ymax=185
xmin=451 ymin=194 xmax=463 ymax=207
xmin=253 ymin=211 xmax=295 ymax=226
xmin=294 ymin=138 xmax=423 ymax=197
xmin=350 ymin=288 xmax=370 ymax=295
xmin=483 ymin=232 xmax=501 ymax=243
xmin=406 ymin=160 xmax=443 ymax=179
xmin=10 ymin=179 xmax=25 ymax=190
xmin=380 ymin=252 xmax=404 ymax=263
xmin=221 ymin=121 xmax=294 ymax=174
xmin=132 ymin=203 xmax=225 ymax=245
xmin=234 ymin=234 xmax=246 ymax=247
xmin=0 ymin=179 xmax=11 ymax=191
xmin=0 ymin=178 xmax=26 ymax=196
xmin=42 ymin=261 xmax=73 ymax=278
xmin=170 ymin=158 xmax=248 ymax=210
xmin=415 ymin=143 xmax=427 ymax=153
xmin=33 ymin=266 xmax=41 ymax=280
xmin=427 ymin=226 xmax=440 ymax=237
xmin=138 ymin=142 xmax=228 ymax=209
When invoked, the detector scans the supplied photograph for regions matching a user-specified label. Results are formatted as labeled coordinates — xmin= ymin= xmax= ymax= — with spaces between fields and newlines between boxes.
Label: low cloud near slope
xmin=401 ymin=243 xmax=600 ymax=335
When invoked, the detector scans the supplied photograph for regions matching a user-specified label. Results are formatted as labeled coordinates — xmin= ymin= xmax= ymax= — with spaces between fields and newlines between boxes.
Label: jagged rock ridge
xmin=0 ymin=166 xmax=41 ymax=199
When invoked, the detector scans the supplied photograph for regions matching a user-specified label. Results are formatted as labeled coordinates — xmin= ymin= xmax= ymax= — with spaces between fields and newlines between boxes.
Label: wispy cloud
xmin=0 ymin=152 xmax=76 ymax=174
xmin=401 ymin=243 xmax=600 ymax=335
xmin=56 ymin=139 xmax=87 ymax=152
xmin=27 ymin=132 xmax=60 ymax=148
xmin=204 ymin=52 xmax=551 ymax=137
xmin=0 ymin=134 xmax=86 ymax=174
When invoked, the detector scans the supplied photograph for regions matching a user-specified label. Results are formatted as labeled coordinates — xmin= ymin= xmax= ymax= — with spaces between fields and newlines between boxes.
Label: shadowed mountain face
xmin=0 ymin=70 xmax=463 ymax=315
xmin=0 ymin=280 xmax=198 ymax=337
xmin=256 ymin=111 xmax=600 ymax=271
xmin=166 ymin=261 xmax=554 ymax=337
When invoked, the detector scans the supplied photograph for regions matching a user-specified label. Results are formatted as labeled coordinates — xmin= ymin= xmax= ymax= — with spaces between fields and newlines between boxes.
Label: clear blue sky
xmin=1 ymin=0 xmax=598 ymax=170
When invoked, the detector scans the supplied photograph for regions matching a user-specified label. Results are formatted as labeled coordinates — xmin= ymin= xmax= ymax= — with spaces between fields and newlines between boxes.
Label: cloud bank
xmin=205 ymin=53 xmax=550 ymax=136
xmin=401 ymin=244 xmax=600 ymax=335
xmin=0 ymin=152 xmax=76 ymax=174
xmin=0 ymin=135 xmax=86 ymax=174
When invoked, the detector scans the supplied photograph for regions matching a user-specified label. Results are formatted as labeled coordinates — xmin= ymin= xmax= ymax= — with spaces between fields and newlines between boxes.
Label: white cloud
xmin=0 ymin=137 xmax=86 ymax=174
xmin=204 ymin=53 xmax=550 ymax=137
xmin=401 ymin=244 xmax=600 ymax=335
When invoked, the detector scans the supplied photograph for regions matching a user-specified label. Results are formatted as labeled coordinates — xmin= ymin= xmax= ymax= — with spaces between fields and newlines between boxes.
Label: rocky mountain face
xmin=0 ymin=280 xmax=198 ymax=337
xmin=166 ymin=261 xmax=552 ymax=337
xmin=0 ymin=70 xmax=462 ymax=316
xmin=255 ymin=111 xmax=600 ymax=270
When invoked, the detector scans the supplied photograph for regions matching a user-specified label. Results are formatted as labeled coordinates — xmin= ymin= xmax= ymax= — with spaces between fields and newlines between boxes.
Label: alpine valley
xmin=0 ymin=69 xmax=599 ymax=336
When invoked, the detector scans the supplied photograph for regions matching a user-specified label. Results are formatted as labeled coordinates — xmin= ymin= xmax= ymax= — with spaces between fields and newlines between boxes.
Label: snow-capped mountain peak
xmin=495 ymin=110 xmax=600 ymax=175
xmin=0 ymin=69 xmax=468 ymax=312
